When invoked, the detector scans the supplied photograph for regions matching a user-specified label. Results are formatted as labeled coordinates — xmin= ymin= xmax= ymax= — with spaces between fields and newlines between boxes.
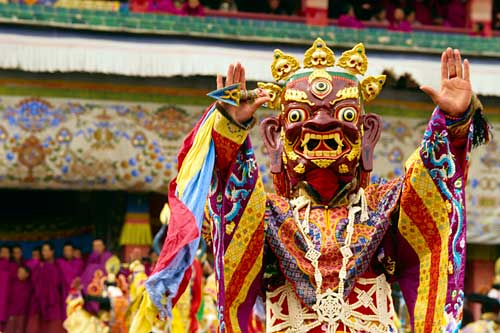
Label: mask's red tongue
xmin=304 ymin=168 xmax=340 ymax=203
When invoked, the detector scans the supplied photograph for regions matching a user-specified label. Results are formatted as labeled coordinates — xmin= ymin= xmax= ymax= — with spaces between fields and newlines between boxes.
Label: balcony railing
xmin=0 ymin=3 xmax=498 ymax=57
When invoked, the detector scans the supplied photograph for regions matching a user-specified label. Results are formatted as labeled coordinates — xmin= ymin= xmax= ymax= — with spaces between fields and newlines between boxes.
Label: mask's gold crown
xmin=260 ymin=38 xmax=386 ymax=110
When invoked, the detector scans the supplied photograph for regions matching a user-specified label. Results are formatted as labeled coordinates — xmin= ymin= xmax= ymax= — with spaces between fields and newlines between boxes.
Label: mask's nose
xmin=304 ymin=109 xmax=341 ymax=132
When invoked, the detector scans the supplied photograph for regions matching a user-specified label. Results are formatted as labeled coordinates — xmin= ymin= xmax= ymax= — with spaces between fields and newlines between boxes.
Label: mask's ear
xmin=260 ymin=116 xmax=283 ymax=174
xmin=361 ymin=113 xmax=382 ymax=172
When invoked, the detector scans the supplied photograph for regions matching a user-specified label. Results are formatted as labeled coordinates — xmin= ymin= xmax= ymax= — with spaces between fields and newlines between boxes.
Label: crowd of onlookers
xmin=331 ymin=0 xmax=469 ymax=29
xmin=128 ymin=0 xmax=500 ymax=33
xmin=0 ymin=239 xmax=158 ymax=333
xmin=4 ymin=0 xmax=500 ymax=32
xmin=130 ymin=0 xmax=207 ymax=15
xmin=129 ymin=0 xmax=301 ymax=16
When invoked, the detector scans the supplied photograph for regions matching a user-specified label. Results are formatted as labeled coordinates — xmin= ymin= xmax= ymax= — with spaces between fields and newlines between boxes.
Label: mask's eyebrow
xmin=283 ymin=89 xmax=315 ymax=106
xmin=330 ymin=87 xmax=360 ymax=106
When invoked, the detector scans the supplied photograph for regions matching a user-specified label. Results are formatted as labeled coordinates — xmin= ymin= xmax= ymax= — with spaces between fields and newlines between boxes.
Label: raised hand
xmin=420 ymin=48 xmax=472 ymax=117
xmin=216 ymin=63 xmax=270 ymax=124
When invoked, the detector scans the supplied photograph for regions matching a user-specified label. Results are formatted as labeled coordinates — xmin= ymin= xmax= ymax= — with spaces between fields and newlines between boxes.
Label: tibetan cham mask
xmin=259 ymin=39 xmax=386 ymax=205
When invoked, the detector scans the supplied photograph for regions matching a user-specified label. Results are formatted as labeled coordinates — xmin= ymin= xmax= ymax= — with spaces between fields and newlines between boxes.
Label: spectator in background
xmin=5 ymin=266 xmax=32 ymax=333
xmin=28 ymin=242 xmax=65 ymax=333
xmin=148 ymin=0 xmax=183 ymax=14
xmin=26 ymin=246 xmax=41 ymax=270
xmin=406 ymin=9 xmax=420 ymax=27
xmin=73 ymin=247 xmax=82 ymax=260
xmin=80 ymin=238 xmax=112 ymax=315
xmin=371 ymin=7 xmax=388 ymax=25
xmin=10 ymin=245 xmax=24 ymax=266
xmin=19 ymin=247 xmax=42 ymax=333
xmin=182 ymin=0 xmax=205 ymax=16
xmin=0 ymin=245 xmax=9 ymax=260
xmin=266 ymin=0 xmax=288 ymax=15
xmin=338 ymin=4 xmax=364 ymax=29
xmin=7 ymin=244 xmax=28 ymax=331
xmin=8 ymin=245 xmax=24 ymax=283
xmin=31 ymin=247 xmax=40 ymax=260
xmin=72 ymin=247 xmax=84 ymax=277
xmin=129 ymin=248 xmax=143 ymax=263
xmin=218 ymin=0 xmax=238 ymax=11
xmin=389 ymin=7 xmax=412 ymax=32
xmin=56 ymin=242 xmax=84 ymax=314
xmin=0 ymin=245 xmax=10 ymax=332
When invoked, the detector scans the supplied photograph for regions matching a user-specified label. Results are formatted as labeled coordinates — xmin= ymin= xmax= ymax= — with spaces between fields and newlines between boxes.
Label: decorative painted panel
xmin=0 ymin=96 xmax=498 ymax=243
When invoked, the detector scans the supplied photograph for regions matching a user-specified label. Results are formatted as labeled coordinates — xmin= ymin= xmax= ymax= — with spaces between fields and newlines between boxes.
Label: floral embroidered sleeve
xmin=391 ymin=96 xmax=489 ymax=333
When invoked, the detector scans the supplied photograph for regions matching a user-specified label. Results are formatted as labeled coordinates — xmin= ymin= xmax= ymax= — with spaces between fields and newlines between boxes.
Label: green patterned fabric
xmin=0 ymin=3 xmax=499 ymax=57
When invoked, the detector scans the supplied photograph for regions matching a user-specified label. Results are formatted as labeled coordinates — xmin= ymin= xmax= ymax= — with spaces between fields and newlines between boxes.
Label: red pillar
xmin=470 ymin=0 xmax=493 ymax=36
xmin=304 ymin=0 xmax=329 ymax=26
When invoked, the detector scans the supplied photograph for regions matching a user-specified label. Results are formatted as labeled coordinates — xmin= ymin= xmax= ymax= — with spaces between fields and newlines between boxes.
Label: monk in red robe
xmin=5 ymin=245 xmax=28 ymax=333
xmin=72 ymin=247 xmax=84 ymax=267
xmin=56 ymin=242 xmax=84 ymax=314
xmin=10 ymin=245 xmax=24 ymax=267
xmin=80 ymin=238 xmax=112 ymax=314
xmin=0 ymin=245 xmax=10 ymax=332
xmin=26 ymin=243 xmax=65 ymax=333
xmin=26 ymin=247 xmax=40 ymax=271
xmin=8 ymin=245 xmax=26 ymax=300
xmin=5 ymin=266 xmax=32 ymax=333
xmin=25 ymin=247 xmax=40 ymax=333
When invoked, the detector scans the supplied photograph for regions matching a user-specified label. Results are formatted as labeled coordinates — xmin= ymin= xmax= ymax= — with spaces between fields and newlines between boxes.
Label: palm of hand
xmin=420 ymin=48 xmax=473 ymax=118
xmin=217 ymin=63 xmax=270 ymax=124
xmin=436 ymin=77 xmax=472 ymax=117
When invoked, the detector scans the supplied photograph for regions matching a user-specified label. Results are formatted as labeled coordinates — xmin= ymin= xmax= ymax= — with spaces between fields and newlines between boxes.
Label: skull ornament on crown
xmin=259 ymin=38 xmax=386 ymax=206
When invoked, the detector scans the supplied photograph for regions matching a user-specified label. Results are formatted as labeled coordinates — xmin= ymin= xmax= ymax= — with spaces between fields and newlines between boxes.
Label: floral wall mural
xmin=0 ymin=96 xmax=498 ymax=243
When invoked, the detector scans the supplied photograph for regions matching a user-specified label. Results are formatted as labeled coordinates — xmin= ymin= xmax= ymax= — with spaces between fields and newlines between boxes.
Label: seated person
xmin=182 ymin=0 xmax=205 ymax=16
xmin=389 ymin=7 xmax=412 ymax=32
xmin=338 ymin=4 xmax=364 ymax=29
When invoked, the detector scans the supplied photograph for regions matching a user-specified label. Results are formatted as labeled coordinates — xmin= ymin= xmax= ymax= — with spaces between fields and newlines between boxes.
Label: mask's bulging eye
xmin=338 ymin=107 xmax=357 ymax=122
xmin=315 ymin=81 xmax=327 ymax=92
xmin=287 ymin=109 xmax=307 ymax=123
